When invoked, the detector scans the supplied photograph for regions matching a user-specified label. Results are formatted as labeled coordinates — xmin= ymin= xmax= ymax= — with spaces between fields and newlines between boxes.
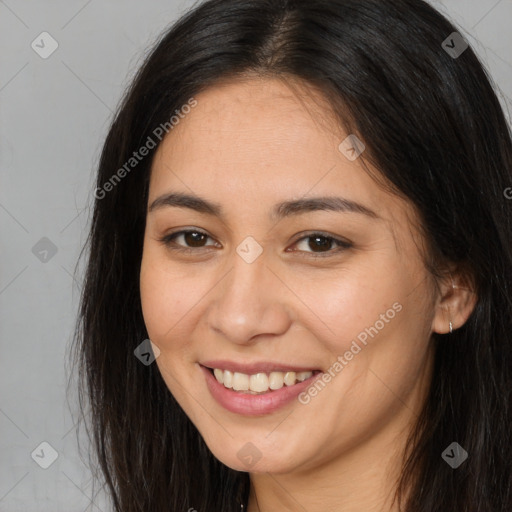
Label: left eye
xmin=289 ymin=233 xmax=352 ymax=256
xmin=159 ymin=230 xmax=352 ymax=257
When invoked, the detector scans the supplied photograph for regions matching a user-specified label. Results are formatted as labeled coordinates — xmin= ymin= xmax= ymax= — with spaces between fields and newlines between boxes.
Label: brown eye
xmin=159 ymin=229 xmax=217 ymax=252
xmin=289 ymin=232 xmax=352 ymax=258
xmin=181 ymin=231 xmax=208 ymax=247
xmin=306 ymin=235 xmax=334 ymax=252
xmin=159 ymin=229 xmax=352 ymax=258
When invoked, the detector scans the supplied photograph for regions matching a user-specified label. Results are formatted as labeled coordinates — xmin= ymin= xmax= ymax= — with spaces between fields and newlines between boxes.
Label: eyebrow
xmin=148 ymin=192 xmax=379 ymax=220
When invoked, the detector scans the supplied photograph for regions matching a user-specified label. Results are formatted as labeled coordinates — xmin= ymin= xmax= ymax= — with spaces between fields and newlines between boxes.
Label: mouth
xmin=200 ymin=363 xmax=323 ymax=416
xmin=203 ymin=366 xmax=322 ymax=394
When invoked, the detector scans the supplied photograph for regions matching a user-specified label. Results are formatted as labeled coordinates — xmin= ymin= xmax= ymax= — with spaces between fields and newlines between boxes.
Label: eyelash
xmin=158 ymin=229 xmax=352 ymax=258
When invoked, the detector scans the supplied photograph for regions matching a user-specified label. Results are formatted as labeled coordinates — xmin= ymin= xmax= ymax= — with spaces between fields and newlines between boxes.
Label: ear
xmin=431 ymin=268 xmax=478 ymax=334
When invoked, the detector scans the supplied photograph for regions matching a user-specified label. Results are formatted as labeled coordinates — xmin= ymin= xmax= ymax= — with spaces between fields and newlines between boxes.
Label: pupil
xmin=185 ymin=231 xmax=206 ymax=247
xmin=309 ymin=236 xmax=331 ymax=252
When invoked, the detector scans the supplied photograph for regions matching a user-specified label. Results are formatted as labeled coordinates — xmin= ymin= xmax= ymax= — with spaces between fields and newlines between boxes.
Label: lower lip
xmin=200 ymin=365 xmax=322 ymax=416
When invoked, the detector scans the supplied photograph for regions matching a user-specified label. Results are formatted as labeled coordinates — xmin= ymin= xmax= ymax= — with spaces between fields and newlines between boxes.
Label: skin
xmin=139 ymin=75 xmax=477 ymax=512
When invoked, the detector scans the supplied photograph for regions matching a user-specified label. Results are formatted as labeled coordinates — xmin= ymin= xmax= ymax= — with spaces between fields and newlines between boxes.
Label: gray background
xmin=1 ymin=1 xmax=511 ymax=510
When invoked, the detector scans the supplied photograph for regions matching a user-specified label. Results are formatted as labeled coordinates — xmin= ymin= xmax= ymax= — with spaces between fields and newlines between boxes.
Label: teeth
xmin=269 ymin=372 xmax=284 ymax=390
xmin=296 ymin=371 xmax=311 ymax=382
xmin=212 ymin=368 xmax=314 ymax=393
xmin=232 ymin=372 xmax=249 ymax=391
xmin=213 ymin=368 xmax=224 ymax=384
xmin=249 ymin=373 xmax=269 ymax=392
xmin=223 ymin=370 xmax=233 ymax=389
xmin=284 ymin=371 xmax=296 ymax=386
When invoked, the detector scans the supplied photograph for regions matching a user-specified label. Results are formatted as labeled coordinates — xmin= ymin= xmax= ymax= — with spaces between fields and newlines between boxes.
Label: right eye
xmin=158 ymin=229 xmax=220 ymax=253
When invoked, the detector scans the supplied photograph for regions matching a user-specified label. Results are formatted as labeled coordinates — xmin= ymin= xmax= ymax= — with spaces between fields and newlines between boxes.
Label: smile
xmin=210 ymin=367 xmax=319 ymax=393
xmin=199 ymin=363 xmax=323 ymax=416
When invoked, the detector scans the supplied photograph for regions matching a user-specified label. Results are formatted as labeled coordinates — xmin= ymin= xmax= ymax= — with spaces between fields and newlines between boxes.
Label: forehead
xmin=149 ymin=77 xmax=414 ymax=229
xmin=159 ymin=78 xmax=341 ymax=169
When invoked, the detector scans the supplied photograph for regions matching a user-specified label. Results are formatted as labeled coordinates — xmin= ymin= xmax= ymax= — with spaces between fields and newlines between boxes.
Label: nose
xmin=205 ymin=250 xmax=292 ymax=345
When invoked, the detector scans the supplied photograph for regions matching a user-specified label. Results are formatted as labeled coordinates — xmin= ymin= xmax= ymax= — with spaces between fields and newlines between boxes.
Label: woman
xmin=71 ymin=0 xmax=512 ymax=510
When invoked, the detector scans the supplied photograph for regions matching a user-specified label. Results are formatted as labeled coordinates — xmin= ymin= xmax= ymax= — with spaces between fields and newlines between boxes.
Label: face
xmin=139 ymin=76 xmax=439 ymax=475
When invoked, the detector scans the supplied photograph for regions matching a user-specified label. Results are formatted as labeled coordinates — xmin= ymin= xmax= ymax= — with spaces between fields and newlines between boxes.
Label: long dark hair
xmin=70 ymin=0 xmax=512 ymax=510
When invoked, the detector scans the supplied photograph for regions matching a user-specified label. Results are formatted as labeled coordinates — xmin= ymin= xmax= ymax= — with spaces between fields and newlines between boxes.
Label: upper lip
xmin=200 ymin=360 xmax=321 ymax=374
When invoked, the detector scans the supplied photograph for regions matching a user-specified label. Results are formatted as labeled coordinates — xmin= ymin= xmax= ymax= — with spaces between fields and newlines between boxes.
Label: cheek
xmin=139 ymin=250 xmax=194 ymax=345
xmin=139 ymin=255 xmax=201 ymax=403
xmin=140 ymin=237 xmax=432 ymax=358
xmin=295 ymin=260 xmax=433 ymax=381
xmin=288 ymin=263 xmax=403 ymax=345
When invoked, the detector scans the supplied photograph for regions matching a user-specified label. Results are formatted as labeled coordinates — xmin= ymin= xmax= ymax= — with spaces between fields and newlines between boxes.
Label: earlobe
xmin=431 ymin=271 xmax=478 ymax=335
